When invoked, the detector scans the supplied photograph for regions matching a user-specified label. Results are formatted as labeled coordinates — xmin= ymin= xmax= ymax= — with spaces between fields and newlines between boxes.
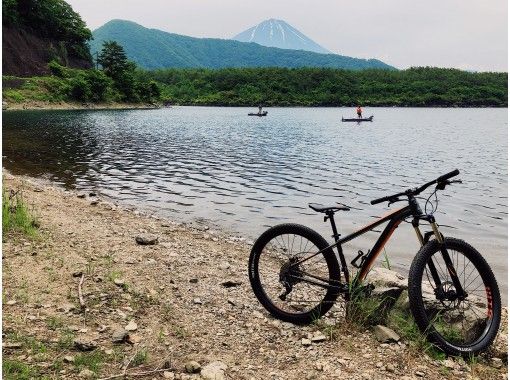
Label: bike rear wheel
xmin=408 ymin=237 xmax=501 ymax=356
xmin=248 ymin=223 xmax=341 ymax=324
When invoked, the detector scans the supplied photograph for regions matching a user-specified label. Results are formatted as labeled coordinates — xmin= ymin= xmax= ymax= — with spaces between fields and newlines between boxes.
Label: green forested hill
xmin=142 ymin=67 xmax=508 ymax=107
xmin=90 ymin=20 xmax=394 ymax=70
xmin=3 ymin=0 xmax=92 ymax=76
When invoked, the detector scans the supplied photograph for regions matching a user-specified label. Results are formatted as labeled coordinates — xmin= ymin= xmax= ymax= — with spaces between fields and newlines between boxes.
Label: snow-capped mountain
xmin=233 ymin=19 xmax=331 ymax=54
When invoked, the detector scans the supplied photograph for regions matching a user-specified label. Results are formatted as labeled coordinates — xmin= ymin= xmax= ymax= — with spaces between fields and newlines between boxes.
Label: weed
xmin=2 ymin=188 xmax=38 ymax=237
xmin=57 ymin=329 xmax=76 ymax=350
xmin=3 ymin=359 xmax=38 ymax=380
xmin=46 ymin=315 xmax=65 ymax=330
xmin=74 ymin=351 xmax=105 ymax=373
xmin=132 ymin=349 xmax=149 ymax=367
xmin=381 ymin=249 xmax=391 ymax=270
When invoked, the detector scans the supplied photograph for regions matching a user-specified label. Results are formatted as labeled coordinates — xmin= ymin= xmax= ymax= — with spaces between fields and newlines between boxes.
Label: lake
xmin=2 ymin=106 xmax=507 ymax=297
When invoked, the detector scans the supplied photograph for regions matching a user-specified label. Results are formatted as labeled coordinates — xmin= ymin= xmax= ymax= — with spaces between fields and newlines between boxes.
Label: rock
xmin=193 ymin=298 xmax=203 ymax=305
xmin=74 ymin=338 xmax=97 ymax=351
xmin=105 ymin=349 xmax=114 ymax=355
xmin=63 ymin=355 xmax=75 ymax=363
xmin=490 ymin=358 xmax=503 ymax=369
xmin=127 ymin=334 xmax=141 ymax=344
xmin=373 ymin=325 xmax=400 ymax=343
xmin=112 ymin=329 xmax=129 ymax=343
xmin=77 ymin=193 xmax=86 ymax=199
xmin=2 ymin=342 xmax=22 ymax=349
xmin=72 ymin=271 xmax=83 ymax=277
xmin=311 ymin=333 xmax=328 ymax=343
xmin=163 ymin=371 xmax=175 ymax=379
xmin=415 ymin=371 xmax=425 ymax=377
xmin=57 ymin=303 xmax=76 ymax=312
xmin=90 ymin=200 xmax=99 ymax=206
xmin=135 ymin=234 xmax=158 ymax=245
xmin=200 ymin=361 xmax=227 ymax=380
xmin=301 ymin=338 xmax=312 ymax=346
xmin=6 ymin=300 xmax=17 ymax=306
xmin=365 ymin=267 xmax=407 ymax=289
xmin=221 ymin=280 xmax=242 ymax=288
xmin=89 ymin=192 xmax=97 ymax=197
xmin=114 ymin=278 xmax=125 ymax=286
xmin=184 ymin=360 xmax=201 ymax=373
xmin=189 ymin=278 xmax=199 ymax=284
xmin=125 ymin=320 xmax=138 ymax=331
xmin=79 ymin=369 xmax=95 ymax=378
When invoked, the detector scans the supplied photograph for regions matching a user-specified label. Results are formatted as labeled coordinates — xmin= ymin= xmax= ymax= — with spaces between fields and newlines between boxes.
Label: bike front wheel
xmin=408 ymin=237 xmax=501 ymax=356
xmin=248 ymin=223 xmax=341 ymax=324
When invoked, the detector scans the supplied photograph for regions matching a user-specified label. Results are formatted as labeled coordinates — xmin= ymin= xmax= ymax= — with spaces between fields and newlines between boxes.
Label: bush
xmin=85 ymin=70 xmax=111 ymax=102
xmin=2 ymin=189 xmax=38 ymax=236
xmin=68 ymin=76 xmax=91 ymax=101
xmin=48 ymin=60 xmax=68 ymax=78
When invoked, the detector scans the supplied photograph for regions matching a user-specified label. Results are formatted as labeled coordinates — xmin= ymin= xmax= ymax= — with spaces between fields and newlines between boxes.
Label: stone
xmin=79 ymin=369 xmax=95 ymax=378
xmin=6 ymin=300 xmax=17 ymax=306
xmin=127 ymin=334 xmax=142 ymax=344
xmin=74 ymin=338 xmax=97 ymax=351
xmin=490 ymin=358 xmax=503 ymax=369
xmin=189 ymin=278 xmax=199 ymax=284
xmin=184 ymin=360 xmax=201 ymax=373
xmin=63 ymin=355 xmax=75 ymax=363
xmin=221 ymin=280 xmax=242 ymax=288
xmin=301 ymin=338 xmax=312 ymax=346
xmin=114 ymin=278 xmax=125 ymax=286
xmin=135 ymin=234 xmax=158 ymax=245
xmin=162 ymin=371 xmax=175 ymax=379
xmin=105 ymin=349 xmax=114 ymax=355
xmin=200 ymin=361 xmax=227 ymax=380
xmin=2 ymin=342 xmax=22 ymax=349
xmin=57 ymin=303 xmax=76 ymax=313
xmin=90 ymin=200 xmax=99 ymax=206
xmin=112 ymin=329 xmax=129 ymax=343
xmin=77 ymin=193 xmax=86 ymax=199
xmin=415 ymin=371 xmax=425 ymax=377
xmin=373 ymin=325 xmax=400 ymax=343
xmin=125 ymin=320 xmax=138 ymax=331
xmin=365 ymin=267 xmax=407 ymax=289
xmin=311 ymin=333 xmax=328 ymax=343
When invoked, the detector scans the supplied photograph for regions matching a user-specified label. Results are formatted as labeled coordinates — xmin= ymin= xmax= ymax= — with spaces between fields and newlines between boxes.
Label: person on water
xmin=258 ymin=105 xmax=263 ymax=115
xmin=356 ymin=105 xmax=363 ymax=119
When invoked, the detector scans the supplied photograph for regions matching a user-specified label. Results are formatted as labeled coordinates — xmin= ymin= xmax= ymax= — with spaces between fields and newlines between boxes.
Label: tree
xmin=97 ymin=41 xmax=131 ymax=80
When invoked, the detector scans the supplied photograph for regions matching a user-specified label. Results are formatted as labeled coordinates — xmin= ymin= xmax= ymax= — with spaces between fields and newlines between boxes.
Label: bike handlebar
xmin=370 ymin=169 xmax=460 ymax=205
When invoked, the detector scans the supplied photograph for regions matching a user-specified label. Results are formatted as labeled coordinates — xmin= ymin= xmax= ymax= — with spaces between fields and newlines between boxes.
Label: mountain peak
xmin=233 ymin=19 xmax=331 ymax=54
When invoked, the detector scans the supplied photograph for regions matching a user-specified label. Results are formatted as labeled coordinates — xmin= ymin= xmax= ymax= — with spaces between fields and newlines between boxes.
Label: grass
xmin=131 ymin=349 xmax=149 ymax=367
xmin=3 ymin=359 xmax=39 ymax=380
xmin=74 ymin=351 xmax=106 ymax=374
xmin=2 ymin=188 xmax=39 ymax=237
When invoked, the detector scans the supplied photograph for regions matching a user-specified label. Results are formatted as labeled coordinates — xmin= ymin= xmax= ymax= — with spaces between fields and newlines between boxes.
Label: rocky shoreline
xmin=2 ymin=173 xmax=508 ymax=379
xmin=2 ymin=100 xmax=161 ymax=111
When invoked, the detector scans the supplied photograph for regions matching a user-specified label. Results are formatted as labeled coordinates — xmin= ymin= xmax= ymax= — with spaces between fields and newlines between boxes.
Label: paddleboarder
xmin=356 ymin=105 xmax=363 ymax=119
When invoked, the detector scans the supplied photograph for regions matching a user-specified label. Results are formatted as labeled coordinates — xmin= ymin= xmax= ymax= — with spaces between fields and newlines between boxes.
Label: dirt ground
xmin=2 ymin=173 xmax=507 ymax=379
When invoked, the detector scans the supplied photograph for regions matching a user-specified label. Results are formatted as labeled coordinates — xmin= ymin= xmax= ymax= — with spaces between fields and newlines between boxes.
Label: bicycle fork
xmin=413 ymin=216 xmax=467 ymax=301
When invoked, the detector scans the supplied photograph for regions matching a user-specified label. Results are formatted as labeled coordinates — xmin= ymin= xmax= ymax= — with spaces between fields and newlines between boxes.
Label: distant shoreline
xmin=2 ymin=101 xmax=507 ymax=111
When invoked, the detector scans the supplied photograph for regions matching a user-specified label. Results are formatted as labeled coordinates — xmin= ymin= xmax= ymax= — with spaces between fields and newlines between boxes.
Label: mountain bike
xmin=248 ymin=170 xmax=501 ymax=356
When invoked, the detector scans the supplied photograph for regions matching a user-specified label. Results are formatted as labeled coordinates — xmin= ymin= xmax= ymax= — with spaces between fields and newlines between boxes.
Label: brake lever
xmin=436 ymin=179 xmax=462 ymax=190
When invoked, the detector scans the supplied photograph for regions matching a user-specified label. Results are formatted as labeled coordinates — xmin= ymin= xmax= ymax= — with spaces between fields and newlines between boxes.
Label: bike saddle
xmin=308 ymin=203 xmax=350 ymax=213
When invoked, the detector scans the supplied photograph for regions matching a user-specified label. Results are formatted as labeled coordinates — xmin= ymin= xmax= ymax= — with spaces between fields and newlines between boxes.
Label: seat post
xmin=326 ymin=211 xmax=341 ymax=241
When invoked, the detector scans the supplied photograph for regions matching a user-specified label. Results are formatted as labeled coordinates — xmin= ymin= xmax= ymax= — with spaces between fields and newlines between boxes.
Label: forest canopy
xmin=143 ymin=67 xmax=508 ymax=107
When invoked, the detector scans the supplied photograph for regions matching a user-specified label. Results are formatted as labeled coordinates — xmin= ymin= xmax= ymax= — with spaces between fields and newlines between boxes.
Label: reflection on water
xmin=2 ymin=106 xmax=507 ymax=296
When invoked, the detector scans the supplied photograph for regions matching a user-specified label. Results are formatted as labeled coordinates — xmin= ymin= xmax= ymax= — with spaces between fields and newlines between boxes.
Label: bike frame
xmin=291 ymin=199 xmax=465 ymax=298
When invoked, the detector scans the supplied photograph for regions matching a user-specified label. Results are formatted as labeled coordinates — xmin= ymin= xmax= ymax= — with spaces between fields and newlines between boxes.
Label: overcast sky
xmin=67 ymin=0 xmax=508 ymax=72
